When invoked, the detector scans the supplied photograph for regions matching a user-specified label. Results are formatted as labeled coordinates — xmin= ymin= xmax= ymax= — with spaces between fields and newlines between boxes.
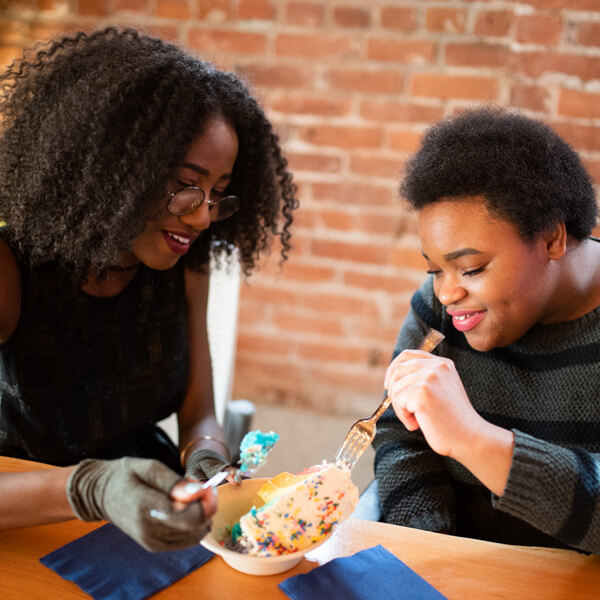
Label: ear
xmin=542 ymin=222 xmax=567 ymax=260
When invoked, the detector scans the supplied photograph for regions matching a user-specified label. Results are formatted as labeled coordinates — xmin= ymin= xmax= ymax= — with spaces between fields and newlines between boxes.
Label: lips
xmin=161 ymin=230 xmax=195 ymax=256
xmin=447 ymin=309 xmax=486 ymax=332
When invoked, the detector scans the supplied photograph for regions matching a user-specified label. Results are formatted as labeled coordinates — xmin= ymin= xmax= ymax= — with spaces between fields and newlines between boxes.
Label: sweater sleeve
xmin=373 ymin=281 xmax=457 ymax=532
xmin=493 ymin=430 xmax=600 ymax=554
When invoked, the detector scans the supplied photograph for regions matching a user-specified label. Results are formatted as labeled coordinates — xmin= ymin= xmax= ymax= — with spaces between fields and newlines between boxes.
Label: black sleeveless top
xmin=0 ymin=237 xmax=189 ymax=466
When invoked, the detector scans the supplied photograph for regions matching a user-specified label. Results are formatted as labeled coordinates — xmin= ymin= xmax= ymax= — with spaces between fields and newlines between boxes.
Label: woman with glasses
xmin=0 ymin=27 xmax=297 ymax=550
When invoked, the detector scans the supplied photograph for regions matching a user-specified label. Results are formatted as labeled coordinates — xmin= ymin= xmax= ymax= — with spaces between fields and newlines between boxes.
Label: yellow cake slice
xmin=237 ymin=462 xmax=359 ymax=556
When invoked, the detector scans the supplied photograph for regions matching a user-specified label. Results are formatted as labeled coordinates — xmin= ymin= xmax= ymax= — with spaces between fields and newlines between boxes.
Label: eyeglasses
xmin=166 ymin=186 xmax=240 ymax=221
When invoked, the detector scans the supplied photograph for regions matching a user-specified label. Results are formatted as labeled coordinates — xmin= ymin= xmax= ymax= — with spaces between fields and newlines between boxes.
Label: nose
xmin=436 ymin=273 xmax=467 ymax=306
xmin=179 ymin=200 xmax=211 ymax=232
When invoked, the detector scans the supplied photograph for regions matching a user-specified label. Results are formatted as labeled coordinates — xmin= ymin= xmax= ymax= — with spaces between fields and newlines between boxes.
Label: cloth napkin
xmin=40 ymin=523 xmax=214 ymax=600
xmin=279 ymin=544 xmax=448 ymax=600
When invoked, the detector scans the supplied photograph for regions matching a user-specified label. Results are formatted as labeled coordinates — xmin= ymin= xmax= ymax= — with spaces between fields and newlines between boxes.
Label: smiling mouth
xmin=448 ymin=310 xmax=486 ymax=332
xmin=166 ymin=232 xmax=191 ymax=245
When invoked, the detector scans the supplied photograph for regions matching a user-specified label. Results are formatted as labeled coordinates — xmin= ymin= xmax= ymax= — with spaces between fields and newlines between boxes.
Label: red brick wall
xmin=2 ymin=0 xmax=599 ymax=416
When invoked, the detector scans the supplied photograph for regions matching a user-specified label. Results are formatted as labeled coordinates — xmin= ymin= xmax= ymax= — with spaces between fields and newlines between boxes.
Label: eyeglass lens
xmin=168 ymin=189 xmax=239 ymax=221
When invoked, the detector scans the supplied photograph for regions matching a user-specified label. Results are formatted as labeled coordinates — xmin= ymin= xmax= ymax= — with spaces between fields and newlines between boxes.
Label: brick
xmin=311 ymin=239 xmax=389 ymax=265
xmin=284 ymin=2 xmax=325 ymax=27
xmin=516 ymin=14 xmax=563 ymax=46
xmin=269 ymin=93 xmax=351 ymax=115
xmin=391 ymin=243 xmax=429 ymax=271
xmin=319 ymin=209 xmax=356 ymax=231
xmin=380 ymin=6 xmax=418 ymax=32
xmin=325 ymin=67 xmax=403 ymax=94
xmin=279 ymin=261 xmax=336 ymax=283
xmin=333 ymin=6 xmax=370 ymax=28
xmin=155 ymin=0 xmax=190 ymax=19
xmin=582 ymin=159 xmax=600 ymax=186
xmin=350 ymin=153 xmax=403 ymax=179
xmin=237 ymin=64 xmax=311 ymax=88
xmin=510 ymin=84 xmax=550 ymax=113
xmin=389 ymin=129 xmax=422 ymax=153
xmin=355 ymin=213 xmax=400 ymax=236
xmin=196 ymin=0 xmax=234 ymax=21
xmin=410 ymin=73 xmax=499 ymax=101
xmin=343 ymin=270 xmax=416 ymax=294
xmin=188 ymin=29 xmax=267 ymax=54
xmin=301 ymin=291 xmax=380 ymax=317
xmin=275 ymin=33 xmax=358 ymax=59
xmin=237 ymin=333 xmax=291 ymax=354
xmin=571 ymin=22 xmax=600 ymax=47
xmin=296 ymin=341 xmax=368 ymax=364
xmin=520 ymin=0 xmax=599 ymax=9
xmin=272 ymin=310 xmax=344 ymax=336
xmin=558 ymin=89 xmax=600 ymax=120
xmin=445 ymin=42 xmax=508 ymax=68
xmin=287 ymin=152 xmax=342 ymax=173
xmin=302 ymin=124 xmax=383 ymax=149
xmin=114 ymin=0 xmax=148 ymax=12
xmin=238 ymin=0 xmax=275 ymax=20
xmin=510 ymin=51 xmax=600 ymax=83
xmin=367 ymin=38 xmax=436 ymax=64
xmin=77 ymin=0 xmax=108 ymax=15
xmin=550 ymin=122 xmax=600 ymax=152
xmin=426 ymin=7 xmax=466 ymax=33
xmin=360 ymin=100 xmax=443 ymax=123
xmin=240 ymin=282 xmax=298 ymax=306
xmin=474 ymin=10 xmax=513 ymax=37
xmin=312 ymin=182 xmax=394 ymax=207
xmin=0 ymin=45 xmax=21 ymax=69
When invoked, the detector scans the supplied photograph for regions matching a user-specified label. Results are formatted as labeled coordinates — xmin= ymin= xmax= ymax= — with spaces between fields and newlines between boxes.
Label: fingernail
xmin=149 ymin=509 xmax=169 ymax=521
xmin=183 ymin=481 xmax=204 ymax=495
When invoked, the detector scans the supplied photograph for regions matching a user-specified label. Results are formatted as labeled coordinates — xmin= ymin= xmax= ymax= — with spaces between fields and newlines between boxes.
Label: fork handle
xmin=371 ymin=391 xmax=391 ymax=422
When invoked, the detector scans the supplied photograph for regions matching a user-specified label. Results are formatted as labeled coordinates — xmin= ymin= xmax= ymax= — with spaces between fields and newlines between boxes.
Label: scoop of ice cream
xmin=238 ymin=430 xmax=280 ymax=474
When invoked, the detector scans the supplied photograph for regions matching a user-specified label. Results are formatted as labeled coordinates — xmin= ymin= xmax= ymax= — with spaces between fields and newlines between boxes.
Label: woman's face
xmin=419 ymin=197 xmax=559 ymax=351
xmin=130 ymin=115 xmax=239 ymax=271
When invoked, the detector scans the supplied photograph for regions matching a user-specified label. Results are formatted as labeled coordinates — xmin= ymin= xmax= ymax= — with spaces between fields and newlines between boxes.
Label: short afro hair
xmin=0 ymin=27 xmax=298 ymax=280
xmin=400 ymin=106 xmax=597 ymax=241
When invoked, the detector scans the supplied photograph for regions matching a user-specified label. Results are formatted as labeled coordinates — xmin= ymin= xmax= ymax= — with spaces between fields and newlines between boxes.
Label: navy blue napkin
xmin=279 ymin=544 xmax=447 ymax=600
xmin=40 ymin=523 xmax=214 ymax=600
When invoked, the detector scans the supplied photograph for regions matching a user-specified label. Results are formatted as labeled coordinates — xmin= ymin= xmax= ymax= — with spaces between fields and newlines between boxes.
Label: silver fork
xmin=334 ymin=327 xmax=445 ymax=471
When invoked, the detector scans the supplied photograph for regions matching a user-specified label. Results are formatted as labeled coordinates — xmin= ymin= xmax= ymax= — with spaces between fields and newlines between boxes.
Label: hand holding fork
xmin=334 ymin=328 xmax=445 ymax=471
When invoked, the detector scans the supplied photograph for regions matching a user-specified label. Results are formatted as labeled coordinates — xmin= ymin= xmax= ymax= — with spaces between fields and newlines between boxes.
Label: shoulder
xmin=0 ymin=237 xmax=21 ymax=342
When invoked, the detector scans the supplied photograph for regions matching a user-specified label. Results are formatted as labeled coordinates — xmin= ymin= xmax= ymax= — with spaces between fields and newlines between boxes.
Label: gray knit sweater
xmin=374 ymin=276 xmax=600 ymax=554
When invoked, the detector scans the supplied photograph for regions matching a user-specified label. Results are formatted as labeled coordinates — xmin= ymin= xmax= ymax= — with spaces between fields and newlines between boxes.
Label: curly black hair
xmin=400 ymin=106 xmax=597 ymax=241
xmin=0 ymin=26 xmax=298 ymax=280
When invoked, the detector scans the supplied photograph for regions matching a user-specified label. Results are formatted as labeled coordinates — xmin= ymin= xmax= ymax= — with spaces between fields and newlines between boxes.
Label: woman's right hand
xmin=66 ymin=457 xmax=216 ymax=552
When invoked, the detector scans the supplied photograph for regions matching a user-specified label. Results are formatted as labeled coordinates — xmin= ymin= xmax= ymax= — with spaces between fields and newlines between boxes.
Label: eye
xmin=426 ymin=269 xmax=442 ymax=276
xmin=463 ymin=266 xmax=485 ymax=276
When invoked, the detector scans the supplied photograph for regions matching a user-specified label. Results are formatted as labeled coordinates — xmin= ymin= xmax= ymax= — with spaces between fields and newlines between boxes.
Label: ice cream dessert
xmin=238 ymin=430 xmax=279 ymax=475
xmin=226 ymin=462 xmax=359 ymax=556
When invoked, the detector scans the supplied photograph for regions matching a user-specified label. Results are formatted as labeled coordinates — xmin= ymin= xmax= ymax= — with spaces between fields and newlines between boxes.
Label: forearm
xmin=452 ymin=421 xmax=515 ymax=497
xmin=178 ymin=413 xmax=229 ymax=464
xmin=0 ymin=467 xmax=76 ymax=530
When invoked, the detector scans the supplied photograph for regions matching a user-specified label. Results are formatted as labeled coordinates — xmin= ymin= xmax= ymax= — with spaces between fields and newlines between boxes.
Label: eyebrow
xmin=422 ymin=248 xmax=483 ymax=262
xmin=181 ymin=162 xmax=232 ymax=180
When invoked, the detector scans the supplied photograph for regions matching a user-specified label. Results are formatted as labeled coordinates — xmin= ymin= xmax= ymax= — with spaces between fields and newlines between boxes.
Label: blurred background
xmin=1 ymin=0 xmax=599 ymax=491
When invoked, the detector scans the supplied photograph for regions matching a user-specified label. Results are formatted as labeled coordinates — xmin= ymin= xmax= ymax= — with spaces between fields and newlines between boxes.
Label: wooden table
xmin=1 ymin=456 xmax=599 ymax=599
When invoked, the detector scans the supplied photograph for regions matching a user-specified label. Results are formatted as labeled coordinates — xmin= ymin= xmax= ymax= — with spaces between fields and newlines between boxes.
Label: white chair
xmin=159 ymin=247 xmax=246 ymax=445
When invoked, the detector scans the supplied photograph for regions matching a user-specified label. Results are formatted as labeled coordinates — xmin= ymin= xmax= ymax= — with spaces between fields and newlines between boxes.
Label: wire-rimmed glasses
xmin=167 ymin=186 xmax=240 ymax=222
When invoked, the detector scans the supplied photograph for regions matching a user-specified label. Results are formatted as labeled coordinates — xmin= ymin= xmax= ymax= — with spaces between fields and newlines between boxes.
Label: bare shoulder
xmin=0 ymin=238 xmax=21 ymax=342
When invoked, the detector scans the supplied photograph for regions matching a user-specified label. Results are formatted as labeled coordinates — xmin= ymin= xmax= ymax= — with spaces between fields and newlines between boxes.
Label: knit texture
xmin=374 ymin=275 xmax=600 ymax=554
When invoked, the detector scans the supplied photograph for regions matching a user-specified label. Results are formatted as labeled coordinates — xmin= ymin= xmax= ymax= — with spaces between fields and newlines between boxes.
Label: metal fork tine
xmin=334 ymin=327 xmax=445 ymax=471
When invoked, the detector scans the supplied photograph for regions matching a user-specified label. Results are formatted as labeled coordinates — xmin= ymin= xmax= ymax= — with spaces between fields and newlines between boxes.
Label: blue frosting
xmin=238 ymin=430 xmax=280 ymax=473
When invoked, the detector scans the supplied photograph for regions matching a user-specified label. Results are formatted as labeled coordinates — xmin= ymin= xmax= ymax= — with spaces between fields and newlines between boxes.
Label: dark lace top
xmin=0 ymin=233 xmax=189 ymax=466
